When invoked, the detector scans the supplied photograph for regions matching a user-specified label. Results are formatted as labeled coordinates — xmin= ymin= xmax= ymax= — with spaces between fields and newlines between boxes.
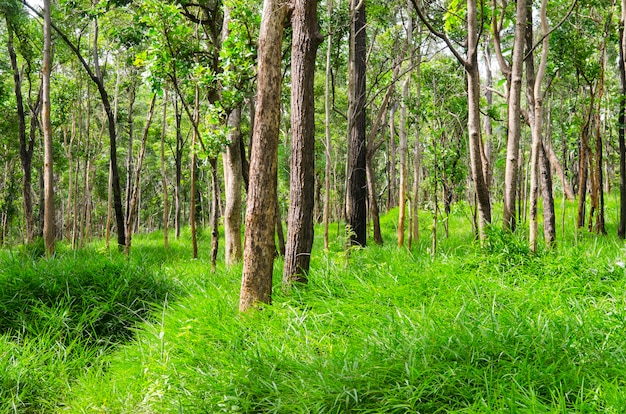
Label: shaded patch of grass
xmin=0 ymin=247 xmax=179 ymax=412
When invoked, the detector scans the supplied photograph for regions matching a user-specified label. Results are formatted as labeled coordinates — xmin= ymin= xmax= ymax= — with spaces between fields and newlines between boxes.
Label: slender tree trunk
xmin=174 ymin=97 xmax=183 ymax=239
xmin=161 ymin=90 xmax=169 ymax=249
xmin=125 ymin=93 xmax=157 ymax=254
xmin=210 ymin=157 xmax=220 ymax=271
xmin=388 ymin=105 xmax=397 ymax=210
xmin=466 ymin=32 xmax=491 ymax=239
xmin=397 ymin=35 xmax=410 ymax=247
xmin=577 ymin=102 xmax=593 ymax=228
xmin=221 ymin=5 xmax=243 ymax=264
xmin=346 ymin=0 xmax=368 ymax=246
xmin=190 ymin=84 xmax=199 ymax=259
xmin=240 ymin=0 xmax=288 ymax=311
xmin=125 ymin=81 xmax=136 ymax=220
xmin=503 ymin=0 xmax=526 ymax=232
xmin=410 ymin=35 xmax=423 ymax=248
xmin=283 ymin=0 xmax=322 ymax=285
xmin=323 ymin=0 xmax=333 ymax=250
xmin=42 ymin=0 xmax=54 ymax=256
xmin=617 ymin=0 xmax=626 ymax=239
xmin=222 ymin=108 xmax=243 ymax=264
xmin=7 ymin=24 xmax=36 ymax=244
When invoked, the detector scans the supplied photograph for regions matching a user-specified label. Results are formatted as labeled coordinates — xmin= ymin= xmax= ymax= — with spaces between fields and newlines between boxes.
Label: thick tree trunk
xmin=42 ymin=0 xmax=55 ymax=256
xmin=240 ymin=0 xmax=288 ymax=311
xmin=503 ymin=0 xmax=526 ymax=232
xmin=283 ymin=0 xmax=322 ymax=285
xmin=346 ymin=0 xmax=368 ymax=246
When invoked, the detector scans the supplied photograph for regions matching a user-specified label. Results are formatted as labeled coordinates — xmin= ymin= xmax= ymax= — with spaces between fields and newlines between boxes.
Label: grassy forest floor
xmin=2 ymin=200 xmax=626 ymax=412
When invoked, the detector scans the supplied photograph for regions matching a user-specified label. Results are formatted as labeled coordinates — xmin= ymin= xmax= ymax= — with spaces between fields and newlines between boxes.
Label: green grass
xmin=3 ymin=204 xmax=626 ymax=412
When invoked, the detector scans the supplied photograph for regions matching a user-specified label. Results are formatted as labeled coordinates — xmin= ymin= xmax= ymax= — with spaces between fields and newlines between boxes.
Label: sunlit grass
xmin=3 ymin=200 xmax=626 ymax=412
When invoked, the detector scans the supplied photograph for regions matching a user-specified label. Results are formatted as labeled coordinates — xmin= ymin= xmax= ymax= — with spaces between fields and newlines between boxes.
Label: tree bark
xmin=221 ymin=5 xmax=244 ymax=265
xmin=210 ymin=157 xmax=220 ymax=271
xmin=346 ymin=0 xmax=368 ymax=246
xmin=223 ymin=108 xmax=244 ymax=264
xmin=7 ymin=23 xmax=37 ymax=244
xmin=240 ymin=0 xmax=288 ymax=311
xmin=398 ymin=14 xmax=412 ymax=247
xmin=125 ymin=93 xmax=157 ymax=254
xmin=161 ymin=90 xmax=170 ymax=249
xmin=42 ymin=0 xmax=54 ymax=256
xmin=503 ymin=0 xmax=527 ymax=232
xmin=323 ymin=0 xmax=334 ymax=250
xmin=283 ymin=0 xmax=322 ymax=285
xmin=617 ymin=0 xmax=626 ymax=239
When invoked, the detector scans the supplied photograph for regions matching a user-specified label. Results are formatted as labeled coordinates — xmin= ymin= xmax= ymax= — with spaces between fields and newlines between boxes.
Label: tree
xmin=346 ymin=0 xmax=368 ymax=246
xmin=240 ymin=0 xmax=288 ymax=311
xmin=412 ymin=0 xmax=491 ymax=241
xmin=283 ymin=0 xmax=323 ymax=285
xmin=5 ymin=13 xmax=39 ymax=244
xmin=42 ymin=0 xmax=54 ymax=256
xmin=498 ymin=0 xmax=527 ymax=232
xmin=617 ymin=0 xmax=626 ymax=239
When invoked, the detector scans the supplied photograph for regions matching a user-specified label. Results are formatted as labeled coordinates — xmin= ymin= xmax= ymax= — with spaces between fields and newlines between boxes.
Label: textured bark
xmin=125 ymin=93 xmax=157 ymax=254
xmin=223 ymin=108 xmax=244 ymax=265
xmin=503 ymin=0 xmax=526 ymax=232
xmin=323 ymin=0 xmax=333 ymax=250
xmin=466 ymin=32 xmax=491 ymax=238
xmin=617 ymin=4 xmax=626 ymax=239
xmin=222 ymin=6 xmax=244 ymax=265
xmin=174 ymin=98 xmax=183 ymax=239
xmin=7 ymin=24 xmax=37 ymax=244
xmin=240 ymin=0 xmax=288 ymax=311
xmin=190 ymin=84 xmax=199 ymax=259
xmin=210 ymin=158 xmax=220 ymax=271
xmin=346 ymin=0 xmax=368 ymax=246
xmin=42 ymin=0 xmax=55 ymax=256
xmin=161 ymin=91 xmax=169 ymax=249
xmin=397 ymin=17 xmax=411 ymax=247
xmin=283 ymin=0 xmax=322 ymax=285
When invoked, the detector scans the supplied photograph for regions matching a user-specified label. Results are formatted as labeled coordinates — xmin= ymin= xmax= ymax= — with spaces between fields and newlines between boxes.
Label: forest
xmin=2 ymin=0 xmax=626 ymax=411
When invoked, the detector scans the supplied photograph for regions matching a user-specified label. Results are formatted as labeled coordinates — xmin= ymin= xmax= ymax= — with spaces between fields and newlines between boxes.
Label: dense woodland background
xmin=1 ymin=0 xmax=626 ymax=298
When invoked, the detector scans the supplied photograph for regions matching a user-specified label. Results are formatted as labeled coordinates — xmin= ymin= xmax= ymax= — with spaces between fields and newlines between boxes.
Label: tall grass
xmin=65 ymin=214 xmax=626 ymax=413
xmin=0 ymin=246 xmax=178 ymax=412
xmin=4 ymin=204 xmax=626 ymax=412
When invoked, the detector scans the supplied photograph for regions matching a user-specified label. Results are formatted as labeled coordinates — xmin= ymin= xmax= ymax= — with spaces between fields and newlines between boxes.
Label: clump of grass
xmin=0 ymin=247 xmax=178 ymax=412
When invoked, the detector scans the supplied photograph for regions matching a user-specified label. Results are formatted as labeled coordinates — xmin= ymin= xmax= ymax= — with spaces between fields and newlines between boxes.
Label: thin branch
xmin=524 ymin=0 xmax=578 ymax=61
xmin=409 ymin=0 xmax=467 ymax=66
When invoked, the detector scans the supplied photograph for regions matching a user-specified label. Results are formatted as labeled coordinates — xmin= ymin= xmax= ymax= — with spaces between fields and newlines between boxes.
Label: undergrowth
xmin=3 ymin=206 xmax=626 ymax=412
xmin=0 ymin=247 xmax=178 ymax=412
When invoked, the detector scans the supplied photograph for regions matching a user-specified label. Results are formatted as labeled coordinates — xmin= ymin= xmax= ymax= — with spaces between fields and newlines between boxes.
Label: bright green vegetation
xmin=2 ymin=208 xmax=626 ymax=412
